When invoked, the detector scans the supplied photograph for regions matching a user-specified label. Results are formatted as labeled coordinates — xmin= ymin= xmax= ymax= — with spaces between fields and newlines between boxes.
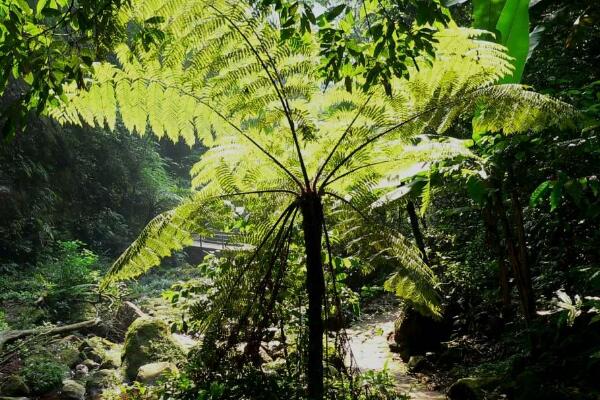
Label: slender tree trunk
xmin=509 ymin=186 xmax=535 ymax=320
xmin=494 ymin=188 xmax=535 ymax=322
xmin=482 ymin=199 xmax=511 ymax=309
xmin=406 ymin=200 xmax=429 ymax=265
xmin=300 ymin=192 xmax=325 ymax=400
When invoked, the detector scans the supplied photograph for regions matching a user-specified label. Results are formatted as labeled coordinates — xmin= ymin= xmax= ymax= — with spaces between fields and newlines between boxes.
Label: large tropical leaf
xmin=496 ymin=0 xmax=531 ymax=83
xmin=472 ymin=0 xmax=506 ymax=33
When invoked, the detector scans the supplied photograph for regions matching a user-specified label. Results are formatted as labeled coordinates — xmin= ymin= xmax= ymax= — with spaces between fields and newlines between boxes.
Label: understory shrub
xmin=21 ymin=356 xmax=68 ymax=394
xmin=0 ymin=310 xmax=8 ymax=330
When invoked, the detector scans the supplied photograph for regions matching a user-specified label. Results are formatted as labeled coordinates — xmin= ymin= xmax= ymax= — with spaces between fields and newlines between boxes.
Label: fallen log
xmin=0 ymin=318 xmax=100 ymax=353
xmin=123 ymin=301 xmax=147 ymax=318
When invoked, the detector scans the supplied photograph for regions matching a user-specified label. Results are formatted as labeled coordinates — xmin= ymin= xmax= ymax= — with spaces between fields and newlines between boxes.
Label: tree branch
xmin=0 ymin=318 xmax=100 ymax=353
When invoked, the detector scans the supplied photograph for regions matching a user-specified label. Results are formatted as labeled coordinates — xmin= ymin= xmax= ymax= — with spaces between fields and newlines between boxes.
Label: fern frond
xmin=100 ymin=189 xmax=235 ymax=287
xmin=324 ymin=191 xmax=441 ymax=317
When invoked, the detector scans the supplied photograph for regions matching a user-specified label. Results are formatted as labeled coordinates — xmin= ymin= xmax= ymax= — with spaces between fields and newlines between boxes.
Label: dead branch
xmin=0 ymin=318 xmax=100 ymax=353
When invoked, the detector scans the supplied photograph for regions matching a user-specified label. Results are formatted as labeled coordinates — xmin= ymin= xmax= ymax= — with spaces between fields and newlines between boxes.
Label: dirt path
xmin=346 ymin=308 xmax=445 ymax=400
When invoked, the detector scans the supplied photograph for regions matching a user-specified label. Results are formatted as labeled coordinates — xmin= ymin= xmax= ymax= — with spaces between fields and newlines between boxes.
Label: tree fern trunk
xmin=301 ymin=192 xmax=325 ymax=399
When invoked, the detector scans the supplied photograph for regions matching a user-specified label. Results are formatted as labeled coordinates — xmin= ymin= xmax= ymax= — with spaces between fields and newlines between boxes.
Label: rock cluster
xmin=0 ymin=316 xmax=189 ymax=400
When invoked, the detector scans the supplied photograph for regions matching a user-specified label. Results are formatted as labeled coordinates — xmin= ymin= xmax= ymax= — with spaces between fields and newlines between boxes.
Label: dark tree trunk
xmin=406 ymin=200 xmax=429 ymax=265
xmin=482 ymin=199 xmax=511 ymax=309
xmin=509 ymin=187 xmax=535 ymax=320
xmin=300 ymin=192 xmax=325 ymax=400
xmin=494 ymin=188 xmax=535 ymax=322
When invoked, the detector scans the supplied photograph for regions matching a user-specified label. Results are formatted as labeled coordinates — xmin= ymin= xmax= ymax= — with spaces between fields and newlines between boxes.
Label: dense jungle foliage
xmin=0 ymin=0 xmax=598 ymax=399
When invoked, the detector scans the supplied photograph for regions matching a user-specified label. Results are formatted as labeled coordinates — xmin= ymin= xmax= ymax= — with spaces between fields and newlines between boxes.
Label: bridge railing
xmin=193 ymin=231 xmax=235 ymax=249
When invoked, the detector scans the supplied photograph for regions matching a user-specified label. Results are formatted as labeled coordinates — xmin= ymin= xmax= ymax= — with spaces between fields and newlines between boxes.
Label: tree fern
xmin=49 ymin=1 xmax=578 ymax=396
xmin=52 ymin=16 xmax=575 ymax=313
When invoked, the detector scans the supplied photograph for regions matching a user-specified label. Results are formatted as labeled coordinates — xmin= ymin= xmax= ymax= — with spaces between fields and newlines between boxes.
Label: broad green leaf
xmin=472 ymin=0 xmax=506 ymax=33
xmin=36 ymin=0 xmax=48 ymax=16
xmin=496 ymin=0 xmax=530 ymax=83
xmin=550 ymin=181 xmax=562 ymax=211
xmin=466 ymin=176 xmax=487 ymax=205
xmin=371 ymin=185 xmax=412 ymax=208
xmin=529 ymin=180 xmax=551 ymax=207
xmin=324 ymin=4 xmax=346 ymax=22
xmin=14 ymin=0 xmax=33 ymax=15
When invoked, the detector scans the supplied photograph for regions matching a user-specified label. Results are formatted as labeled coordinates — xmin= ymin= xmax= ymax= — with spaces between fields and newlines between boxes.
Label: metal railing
xmin=193 ymin=231 xmax=231 ymax=250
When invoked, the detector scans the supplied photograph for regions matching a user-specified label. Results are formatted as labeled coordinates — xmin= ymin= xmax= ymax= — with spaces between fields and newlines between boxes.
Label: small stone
xmin=60 ymin=380 xmax=85 ymax=400
xmin=81 ymin=337 xmax=121 ymax=368
xmin=171 ymin=333 xmax=197 ymax=354
xmin=136 ymin=362 xmax=178 ymax=385
xmin=73 ymin=364 xmax=89 ymax=378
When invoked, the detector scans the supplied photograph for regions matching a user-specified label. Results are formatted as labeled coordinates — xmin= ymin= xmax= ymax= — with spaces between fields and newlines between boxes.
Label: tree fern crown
xmin=51 ymin=0 xmax=576 ymax=317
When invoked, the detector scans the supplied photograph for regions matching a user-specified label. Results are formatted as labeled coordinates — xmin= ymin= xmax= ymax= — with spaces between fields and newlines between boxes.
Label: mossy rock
xmin=86 ymin=369 xmax=122 ymax=397
xmin=59 ymin=380 xmax=85 ymax=400
xmin=447 ymin=376 xmax=500 ymax=400
xmin=263 ymin=358 xmax=287 ymax=376
xmin=136 ymin=362 xmax=178 ymax=385
xmin=20 ymin=357 xmax=68 ymax=395
xmin=80 ymin=336 xmax=121 ymax=369
xmin=81 ymin=358 xmax=100 ymax=370
xmin=407 ymin=355 xmax=427 ymax=372
xmin=122 ymin=317 xmax=184 ymax=380
xmin=447 ymin=377 xmax=485 ymax=400
xmin=0 ymin=375 xmax=30 ymax=396
xmin=511 ymin=369 xmax=548 ymax=400
xmin=51 ymin=335 xmax=83 ymax=368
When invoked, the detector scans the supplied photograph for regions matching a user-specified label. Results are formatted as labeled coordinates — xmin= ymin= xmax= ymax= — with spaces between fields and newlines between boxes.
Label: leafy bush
xmin=21 ymin=357 xmax=68 ymax=394
xmin=37 ymin=240 xmax=99 ymax=288
xmin=34 ymin=240 xmax=101 ymax=320
xmin=0 ymin=309 xmax=8 ymax=330
xmin=0 ymin=240 xmax=102 ymax=326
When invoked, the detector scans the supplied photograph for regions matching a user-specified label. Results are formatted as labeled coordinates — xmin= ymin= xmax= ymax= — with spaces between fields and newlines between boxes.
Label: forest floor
xmin=346 ymin=299 xmax=444 ymax=400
